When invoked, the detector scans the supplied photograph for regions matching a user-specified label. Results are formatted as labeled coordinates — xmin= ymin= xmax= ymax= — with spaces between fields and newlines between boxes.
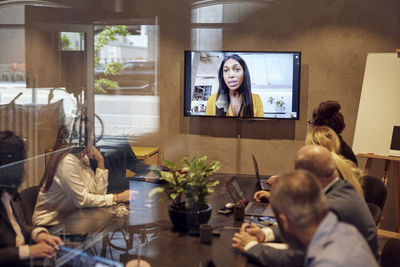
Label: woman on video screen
xmin=205 ymin=54 xmax=264 ymax=117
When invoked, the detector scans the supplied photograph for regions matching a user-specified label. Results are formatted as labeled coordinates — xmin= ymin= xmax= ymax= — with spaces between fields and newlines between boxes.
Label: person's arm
xmin=254 ymin=190 xmax=271 ymax=202
xmin=85 ymin=148 xmax=109 ymax=195
xmin=245 ymin=244 xmax=305 ymax=267
xmin=0 ymin=247 xmax=23 ymax=265
xmin=237 ymin=223 xmax=277 ymax=249
xmin=59 ymin=154 xmax=114 ymax=208
xmin=0 ymin=230 xmax=60 ymax=265
xmin=35 ymin=231 xmax=63 ymax=250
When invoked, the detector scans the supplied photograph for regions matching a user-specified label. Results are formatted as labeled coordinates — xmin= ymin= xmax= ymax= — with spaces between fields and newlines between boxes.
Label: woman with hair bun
xmin=310 ymin=100 xmax=358 ymax=166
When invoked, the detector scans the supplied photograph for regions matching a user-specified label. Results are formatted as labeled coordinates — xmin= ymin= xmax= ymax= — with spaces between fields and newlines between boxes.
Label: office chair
xmin=362 ymin=175 xmax=387 ymax=209
xmin=380 ymin=238 xmax=400 ymax=267
xmin=361 ymin=175 xmax=387 ymax=226
xmin=19 ymin=185 xmax=40 ymax=226
xmin=366 ymin=202 xmax=381 ymax=226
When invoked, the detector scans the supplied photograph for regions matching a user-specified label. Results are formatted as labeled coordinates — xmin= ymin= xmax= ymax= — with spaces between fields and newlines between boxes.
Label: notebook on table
xmin=252 ymin=154 xmax=272 ymax=191
xmin=225 ymin=176 xmax=275 ymax=217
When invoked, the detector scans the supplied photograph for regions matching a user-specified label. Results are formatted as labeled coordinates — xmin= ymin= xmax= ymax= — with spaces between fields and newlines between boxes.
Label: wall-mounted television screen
xmin=184 ymin=51 xmax=301 ymax=119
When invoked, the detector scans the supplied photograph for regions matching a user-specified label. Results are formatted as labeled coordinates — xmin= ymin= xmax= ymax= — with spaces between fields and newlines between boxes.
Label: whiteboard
xmin=353 ymin=53 xmax=400 ymax=156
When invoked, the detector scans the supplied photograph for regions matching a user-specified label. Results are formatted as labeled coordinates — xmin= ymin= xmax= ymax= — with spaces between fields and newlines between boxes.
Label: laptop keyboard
xmin=246 ymin=202 xmax=269 ymax=214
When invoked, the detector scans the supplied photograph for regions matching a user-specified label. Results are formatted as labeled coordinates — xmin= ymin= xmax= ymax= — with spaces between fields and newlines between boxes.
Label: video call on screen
xmin=184 ymin=51 xmax=301 ymax=120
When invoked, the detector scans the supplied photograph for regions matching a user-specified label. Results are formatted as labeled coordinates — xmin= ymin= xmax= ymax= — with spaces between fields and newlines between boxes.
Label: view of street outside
xmin=0 ymin=23 xmax=160 ymax=139
xmin=0 ymin=83 xmax=159 ymax=138
xmin=92 ymin=24 xmax=159 ymax=138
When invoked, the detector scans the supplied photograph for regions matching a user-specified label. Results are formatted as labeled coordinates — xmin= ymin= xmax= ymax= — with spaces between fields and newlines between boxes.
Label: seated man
xmin=233 ymin=170 xmax=378 ymax=267
xmin=95 ymin=137 xmax=153 ymax=193
xmin=0 ymin=131 xmax=63 ymax=266
xmin=233 ymin=145 xmax=378 ymax=266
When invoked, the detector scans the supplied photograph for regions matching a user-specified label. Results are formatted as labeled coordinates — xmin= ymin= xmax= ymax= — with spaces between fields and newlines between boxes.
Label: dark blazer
xmin=95 ymin=138 xmax=151 ymax=193
xmin=245 ymin=244 xmax=304 ymax=267
xmin=0 ymin=198 xmax=34 ymax=266
xmin=325 ymin=178 xmax=378 ymax=257
xmin=245 ymin=179 xmax=378 ymax=266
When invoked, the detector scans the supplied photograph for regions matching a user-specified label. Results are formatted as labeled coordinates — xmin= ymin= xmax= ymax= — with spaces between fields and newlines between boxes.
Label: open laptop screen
xmin=225 ymin=177 xmax=249 ymax=204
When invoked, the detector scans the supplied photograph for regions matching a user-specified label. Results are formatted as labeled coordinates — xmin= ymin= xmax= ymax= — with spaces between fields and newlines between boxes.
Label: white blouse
xmin=33 ymin=153 xmax=114 ymax=226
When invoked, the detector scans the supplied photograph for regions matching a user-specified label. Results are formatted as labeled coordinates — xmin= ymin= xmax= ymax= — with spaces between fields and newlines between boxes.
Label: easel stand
xmin=358 ymin=153 xmax=400 ymax=236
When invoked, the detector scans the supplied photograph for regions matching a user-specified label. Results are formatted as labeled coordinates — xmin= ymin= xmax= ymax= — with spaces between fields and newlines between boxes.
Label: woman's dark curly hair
xmin=312 ymin=100 xmax=345 ymax=134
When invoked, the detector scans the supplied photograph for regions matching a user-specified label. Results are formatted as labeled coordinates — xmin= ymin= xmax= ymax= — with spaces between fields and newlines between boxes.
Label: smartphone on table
xmin=258 ymin=216 xmax=277 ymax=226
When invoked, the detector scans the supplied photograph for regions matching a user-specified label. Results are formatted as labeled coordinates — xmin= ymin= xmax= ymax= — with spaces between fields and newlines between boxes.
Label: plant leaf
xmin=148 ymin=187 xmax=165 ymax=198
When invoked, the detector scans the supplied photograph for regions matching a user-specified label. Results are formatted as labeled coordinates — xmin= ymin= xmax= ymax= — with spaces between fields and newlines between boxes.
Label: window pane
xmin=94 ymin=24 xmax=159 ymax=138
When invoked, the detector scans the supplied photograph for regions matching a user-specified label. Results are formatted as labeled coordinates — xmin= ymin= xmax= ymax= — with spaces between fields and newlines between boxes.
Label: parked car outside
xmin=94 ymin=61 xmax=155 ymax=95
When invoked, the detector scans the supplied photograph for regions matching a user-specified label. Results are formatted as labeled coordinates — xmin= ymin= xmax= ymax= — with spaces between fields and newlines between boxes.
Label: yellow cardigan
xmin=205 ymin=93 xmax=264 ymax=117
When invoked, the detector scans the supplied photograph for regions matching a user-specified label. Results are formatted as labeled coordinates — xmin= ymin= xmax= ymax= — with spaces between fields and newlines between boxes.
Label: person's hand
xmin=267 ymin=175 xmax=280 ymax=184
xmin=254 ymin=190 xmax=271 ymax=203
xmin=240 ymin=223 xmax=266 ymax=243
xmin=87 ymin=146 xmax=105 ymax=169
xmin=232 ymin=231 xmax=258 ymax=252
xmin=36 ymin=232 xmax=63 ymax=251
xmin=114 ymin=190 xmax=139 ymax=202
xmin=29 ymin=242 xmax=57 ymax=259
xmin=146 ymin=170 xmax=158 ymax=178
xmin=87 ymin=146 xmax=103 ymax=162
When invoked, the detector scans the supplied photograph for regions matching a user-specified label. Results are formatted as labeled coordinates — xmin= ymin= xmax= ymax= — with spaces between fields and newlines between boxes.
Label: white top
xmin=33 ymin=153 xmax=114 ymax=226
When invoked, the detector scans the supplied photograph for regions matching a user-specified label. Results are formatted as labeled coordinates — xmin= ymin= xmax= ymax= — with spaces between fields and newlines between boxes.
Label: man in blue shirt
xmin=232 ymin=145 xmax=378 ymax=266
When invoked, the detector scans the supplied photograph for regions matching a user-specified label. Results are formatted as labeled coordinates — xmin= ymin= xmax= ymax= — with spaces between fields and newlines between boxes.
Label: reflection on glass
xmin=60 ymin=32 xmax=85 ymax=51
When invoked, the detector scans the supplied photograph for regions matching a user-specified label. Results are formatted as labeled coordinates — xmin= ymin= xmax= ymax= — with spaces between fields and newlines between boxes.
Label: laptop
xmin=389 ymin=126 xmax=400 ymax=157
xmin=252 ymin=154 xmax=271 ymax=191
xmin=225 ymin=176 xmax=275 ymax=217
xmin=56 ymin=246 xmax=124 ymax=267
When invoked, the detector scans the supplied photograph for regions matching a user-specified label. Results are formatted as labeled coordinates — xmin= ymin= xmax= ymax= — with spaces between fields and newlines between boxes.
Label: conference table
xmin=50 ymin=174 xmax=262 ymax=267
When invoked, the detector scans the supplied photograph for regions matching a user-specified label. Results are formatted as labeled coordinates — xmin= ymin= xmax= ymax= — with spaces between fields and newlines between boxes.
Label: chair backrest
xmin=366 ymin=202 xmax=381 ymax=226
xmin=362 ymin=175 xmax=387 ymax=210
xmin=381 ymin=238 xmax=400 ymax=267
xmin=19 ymin=185 xmax=39 ymax=226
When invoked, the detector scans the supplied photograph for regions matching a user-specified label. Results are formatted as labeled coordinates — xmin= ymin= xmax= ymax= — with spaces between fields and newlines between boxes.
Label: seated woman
xmin=0 ymin=131 xmax=63 ymax=265
xmin=205 ymin=54 xmax=264 ymax=117
xmin=33 ymin=124 xmax=132 ymax=227
xmin=254 ymin=125 xmax=363 ymax=203
xmin=310 ymin=100 xmax=358 ymax=166
xmin=305 ymin=125 xmax=364 ymax=196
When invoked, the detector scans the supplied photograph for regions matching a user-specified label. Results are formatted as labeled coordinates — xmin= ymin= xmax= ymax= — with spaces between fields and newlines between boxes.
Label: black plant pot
xmin=168 ymin=203 xmax=212 ymax=232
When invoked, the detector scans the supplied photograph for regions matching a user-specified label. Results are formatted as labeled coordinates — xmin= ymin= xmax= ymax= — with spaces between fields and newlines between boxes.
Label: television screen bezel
xmin=183 ymin=50 xmax=301 ymax=120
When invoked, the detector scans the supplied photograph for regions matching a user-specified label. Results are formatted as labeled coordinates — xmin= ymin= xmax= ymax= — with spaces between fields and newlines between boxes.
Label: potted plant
xmin=275 ymin=97 xmax=286 ymax=113
xmin=149 ymin=155 xmax=221 ymax=231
